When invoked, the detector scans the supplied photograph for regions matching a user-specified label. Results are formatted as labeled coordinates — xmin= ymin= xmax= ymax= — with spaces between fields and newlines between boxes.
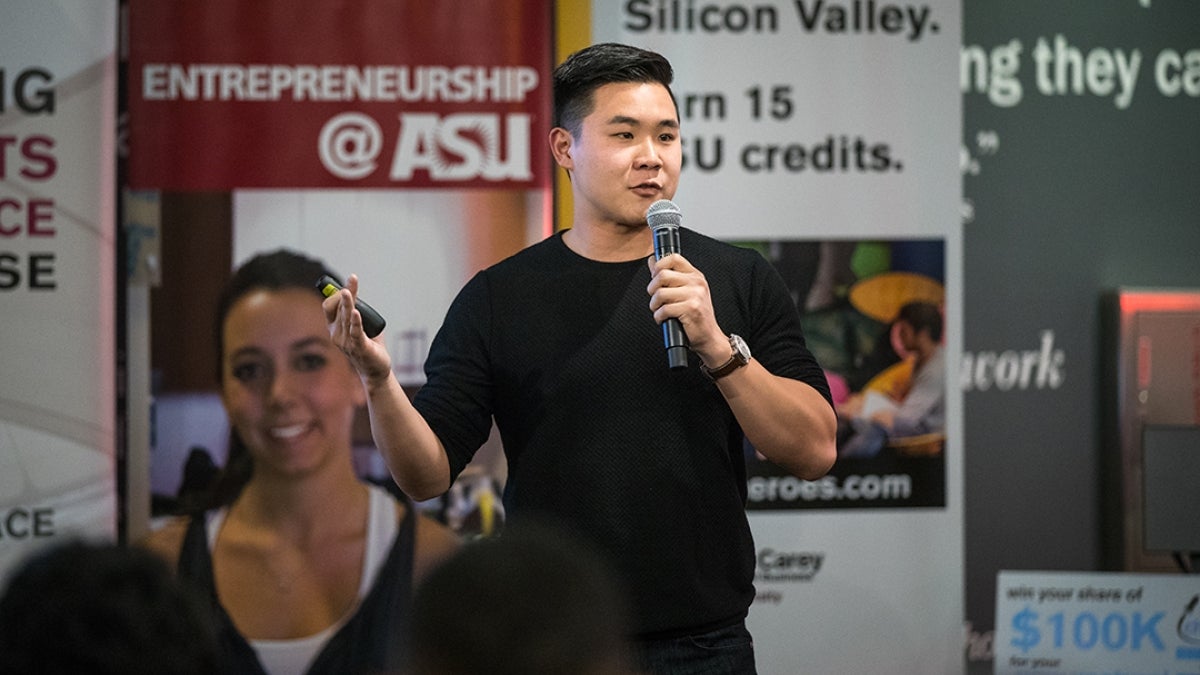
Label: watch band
xmin=701 ymin=334 xmax=750 ymax=380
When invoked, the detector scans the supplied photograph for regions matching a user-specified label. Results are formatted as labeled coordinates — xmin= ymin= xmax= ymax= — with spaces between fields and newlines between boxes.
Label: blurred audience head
xmin=0 ymin=539 xmax=219 ymax=675
xmin=406 ymin=519 xmax=638 ymax=675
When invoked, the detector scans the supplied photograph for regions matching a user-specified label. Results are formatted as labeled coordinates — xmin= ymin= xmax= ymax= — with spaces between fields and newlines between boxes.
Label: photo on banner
xmin=739 ymin=238 xmax=947 ymax=511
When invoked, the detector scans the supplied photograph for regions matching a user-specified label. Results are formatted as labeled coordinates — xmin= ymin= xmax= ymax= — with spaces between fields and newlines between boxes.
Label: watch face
xmin=731 ymin=334 xmax=750 ymax=362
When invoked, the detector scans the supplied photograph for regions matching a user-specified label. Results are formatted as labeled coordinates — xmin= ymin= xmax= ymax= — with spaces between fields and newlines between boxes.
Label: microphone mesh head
xmin=645 ymin=199 xmax=682 ymax=231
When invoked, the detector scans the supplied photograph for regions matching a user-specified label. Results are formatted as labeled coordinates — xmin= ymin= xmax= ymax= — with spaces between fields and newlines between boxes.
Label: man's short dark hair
xmin=553 ymin=42 xmax=677 ymax=135
xmin=896 ymin=301 xmax=943 ymax=342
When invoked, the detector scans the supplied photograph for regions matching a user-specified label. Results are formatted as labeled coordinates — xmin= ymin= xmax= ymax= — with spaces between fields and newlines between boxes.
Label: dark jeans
xmin=635 ymin=620 xmax=758 ymax=675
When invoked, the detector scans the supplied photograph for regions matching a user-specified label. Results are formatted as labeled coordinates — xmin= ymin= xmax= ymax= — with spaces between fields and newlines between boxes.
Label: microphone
xmin=646 ymin=199 xmax=689 ymax=369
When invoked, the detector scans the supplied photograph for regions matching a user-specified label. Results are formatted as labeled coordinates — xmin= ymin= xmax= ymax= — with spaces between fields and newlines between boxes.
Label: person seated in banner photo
xmin=324 ymin=42 xmax=837 ymax=675
xmin=141 ymin=249 xmax=460 ymax=675
xmin=0 ymin=540 xmax=220 ymax=675
xmin=836 ymin=300 xmax=946 ymax=459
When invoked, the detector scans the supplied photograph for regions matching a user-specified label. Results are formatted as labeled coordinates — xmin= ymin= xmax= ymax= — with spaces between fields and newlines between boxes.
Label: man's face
xmin=556 ymin=81 xmax=681 ymax=230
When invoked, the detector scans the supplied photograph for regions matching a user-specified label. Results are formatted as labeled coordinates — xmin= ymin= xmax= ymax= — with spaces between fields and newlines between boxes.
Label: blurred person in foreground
xmin=0 ymin=539 xmax=219 ymax=675
xmin=404 ymin=520 xmax=641 ymax=675
xmin=326 ymin=43 xmax=836 ymax=674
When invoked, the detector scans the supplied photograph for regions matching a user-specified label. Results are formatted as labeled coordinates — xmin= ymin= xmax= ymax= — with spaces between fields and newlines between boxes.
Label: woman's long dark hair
xmin=200 ymin=249 xmax=341 ymax=511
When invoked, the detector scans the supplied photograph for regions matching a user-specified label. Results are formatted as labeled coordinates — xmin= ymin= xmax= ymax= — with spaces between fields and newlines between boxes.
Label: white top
xmin=206 ymin=485 xmax=398 ymax=675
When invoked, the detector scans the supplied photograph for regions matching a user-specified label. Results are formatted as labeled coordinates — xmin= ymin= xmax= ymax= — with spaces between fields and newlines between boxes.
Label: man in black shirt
xmin=326 ymin=42 xmax=837 ymax=675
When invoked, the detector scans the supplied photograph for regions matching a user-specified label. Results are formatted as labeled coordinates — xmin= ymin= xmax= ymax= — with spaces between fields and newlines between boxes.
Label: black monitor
xmin=1142 ymin=425 xmax=1200 ymax=553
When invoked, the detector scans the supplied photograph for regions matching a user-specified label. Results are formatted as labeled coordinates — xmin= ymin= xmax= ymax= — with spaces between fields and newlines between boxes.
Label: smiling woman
xmin=140 ymin=248 xmax=459 ymax=675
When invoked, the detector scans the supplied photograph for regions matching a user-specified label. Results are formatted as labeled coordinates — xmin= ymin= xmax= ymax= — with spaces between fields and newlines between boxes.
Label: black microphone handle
xmin=652 ymin=226 xmax=689 ymax=369
xmin=662 ymin=320 xmax=688 ymax=369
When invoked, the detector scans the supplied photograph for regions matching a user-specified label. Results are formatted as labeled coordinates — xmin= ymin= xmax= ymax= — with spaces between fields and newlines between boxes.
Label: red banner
xmin=128 ymin=0 xmax=552 ymax=190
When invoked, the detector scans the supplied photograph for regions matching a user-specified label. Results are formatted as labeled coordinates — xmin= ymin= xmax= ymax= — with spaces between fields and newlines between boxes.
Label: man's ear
xmin=549 ymin=127 xmax=574 ymax=170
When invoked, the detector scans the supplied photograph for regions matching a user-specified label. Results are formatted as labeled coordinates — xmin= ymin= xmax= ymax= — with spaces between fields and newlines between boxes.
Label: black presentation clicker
xmin=316 ymin=275 xmax=387 ymax=338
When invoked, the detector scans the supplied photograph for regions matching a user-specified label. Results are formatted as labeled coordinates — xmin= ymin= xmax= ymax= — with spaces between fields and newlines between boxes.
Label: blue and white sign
xmin=996 ymin=570 xmax=1200 ymax=674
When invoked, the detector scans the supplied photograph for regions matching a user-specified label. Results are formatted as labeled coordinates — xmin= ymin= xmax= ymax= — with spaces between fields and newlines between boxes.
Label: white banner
xmin=0 ymin=0 xmax=118 ymax=581
xmin=588 ymin=1 xmax=964 ymax=672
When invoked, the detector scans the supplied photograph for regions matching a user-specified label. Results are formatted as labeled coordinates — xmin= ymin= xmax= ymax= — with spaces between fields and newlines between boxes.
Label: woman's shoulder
xmin=138 ymin=516 xmax=194 ymax=569
xmin=411 ymin=509 xmax=462 ymax=582
xmin=372 ymin=483 xmax=461 ymax=580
